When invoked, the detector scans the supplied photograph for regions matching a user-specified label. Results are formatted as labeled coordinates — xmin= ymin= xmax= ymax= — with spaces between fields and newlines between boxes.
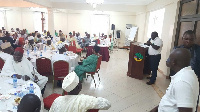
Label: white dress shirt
xmin=158 ymin=66 xmax=199 ymax=112
xmin=148 ymin=37 xmax=163 ymax=55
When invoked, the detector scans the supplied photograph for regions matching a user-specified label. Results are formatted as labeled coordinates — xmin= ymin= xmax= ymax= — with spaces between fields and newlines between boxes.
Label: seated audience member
xmin=1 ymin=47 xmax=48 ymax=94
xmin=18 ymin=94 xmax=41 ymax=112
xmin=2 ymin=32 xmax=15 ymax=47
xmin=81 ymin=34 xmax=91 ymax=48
xmin=59 ymin=30 xmax=63 ymax=37
xmin=47 ymin=31 xmax=53 ymax=40
xmin=55 ymin=30 xmax=58 ymax=37
xmin=0 ymin=30 xmax=3 ymax=37
xmin=68 ymin=32 xmax=76 ymax=43
xmin=52 ymin=41 xmax=70 ymax=64
xmin=46 ymin=38 xmax=55 ymax=50
xmin=101 ymin=35 xmax=111 ymax=46
xmin=0 ymin=42 xmax=13 ymax=61
xmin=49 ymin=72 xmax=111 ymax=112
xmin=170 ymin=30 xmax=200 ymax=79
xmin=24 ymin=36 xmax=34 ymax=51
xmin=150 ymin=48 xmax=199 ymax=112
xmin=0 ymin=42 xmax=14 ymax=61
xmin=75 ymin=32 xmax=81 ymax=43
xmin=60 ymin=34 xmax=66 ymax=42
xmin=74 ymin=45 xmax=100 ymax=81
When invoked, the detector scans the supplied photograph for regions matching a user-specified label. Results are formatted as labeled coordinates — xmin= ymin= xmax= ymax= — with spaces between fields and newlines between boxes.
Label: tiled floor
xmin=43 ymin=49 xmax=171 ymax=112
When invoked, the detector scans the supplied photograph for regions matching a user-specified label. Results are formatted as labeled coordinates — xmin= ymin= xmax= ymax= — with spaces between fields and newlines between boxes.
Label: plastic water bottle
xmin=13 ymin=74 xmax=17 ymax=88
xmin=42 ymin=39 xmax=44 ymax=44
xmin=40 ymin=52 xmax=42 ymax=57
xmin=34 ymin=46 xmax=36 ymax=54
xmin=27 ymin=50 xmax=29 ymax=57
xmin=44 ymin=46 xmax=46 ymax=52
xmin=29 ymin=84 xmax=34 ymax=94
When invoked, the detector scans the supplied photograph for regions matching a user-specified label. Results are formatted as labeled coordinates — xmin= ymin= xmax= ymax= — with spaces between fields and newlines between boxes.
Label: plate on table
xmin=0 ymin=95 xmax=11 ymax=100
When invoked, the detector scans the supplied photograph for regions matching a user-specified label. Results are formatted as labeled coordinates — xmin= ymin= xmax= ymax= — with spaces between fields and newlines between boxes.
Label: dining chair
xmin=53 ymin=60 xmax=69 ymax=89
xmin=36 ymin=57 xmax=52 ymax=77
xmin=43 ymin=90 xmax=68 ymax=110
xmin=86 ymin=55 xmax=102 ymax=88
xmin=0 ymin=57 xmax=5 ymax=71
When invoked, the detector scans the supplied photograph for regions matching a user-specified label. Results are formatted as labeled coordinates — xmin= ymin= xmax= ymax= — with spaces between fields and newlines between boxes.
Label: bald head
xmin=17 ymin=94 xmax=41 ymax=112
xmin=167 ymin=48 xmax=191 ymax=72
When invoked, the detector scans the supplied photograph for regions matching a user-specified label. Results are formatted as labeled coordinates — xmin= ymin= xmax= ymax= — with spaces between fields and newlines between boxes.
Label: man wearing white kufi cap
xmin=24 ymin=36 xmax=34 ymax=51
xmin=49 ymin=72 xmax=111 ymax=112
xmin=0 ymin=42 xmax=14 ymax=61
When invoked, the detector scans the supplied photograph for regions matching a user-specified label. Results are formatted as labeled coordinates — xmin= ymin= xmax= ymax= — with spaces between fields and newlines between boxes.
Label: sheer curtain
xmin=0 ymin=11 xmax=4 ymax=28
xmin=34 ymin=12 xmax=42 ymax=33
xmin=91 ymin=14 xmax=110 ymax=36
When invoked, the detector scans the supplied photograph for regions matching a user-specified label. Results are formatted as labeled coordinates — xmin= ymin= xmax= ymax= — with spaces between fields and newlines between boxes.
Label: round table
xmin=24 ymin=50 xmax=79 ymax=73
xmin=0 ymin=75 xmax=44 ymax=112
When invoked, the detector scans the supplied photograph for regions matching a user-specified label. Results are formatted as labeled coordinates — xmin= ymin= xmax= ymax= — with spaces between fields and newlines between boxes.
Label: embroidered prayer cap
xmin=56 ymin=41 xmax=65 ymax=50
xmin=15 ymin=47 xmax=24 ymax=54
xmin=0 ymin=42 xmax=11 ymax=49
xmin=28 ymin=36 xmax=34 ymax=40
xmin=62 ymin=71 xmax=79 ymax=92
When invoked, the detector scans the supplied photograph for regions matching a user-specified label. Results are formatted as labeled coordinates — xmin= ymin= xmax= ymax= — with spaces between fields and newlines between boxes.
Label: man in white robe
xmin=0 ymin=42 xmax=14 ymax=61
xmin=1 ymin=47 xmax=48 ymax=91
xmin=49 ymin=72 xmax=111 ymax=112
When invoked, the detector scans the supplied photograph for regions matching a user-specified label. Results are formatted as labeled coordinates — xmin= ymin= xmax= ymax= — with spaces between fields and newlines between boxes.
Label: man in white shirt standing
xmin=150 ymin=48 xmax=199 ymax=112
xmin=146 ymin=31 xmax=163 ymax=85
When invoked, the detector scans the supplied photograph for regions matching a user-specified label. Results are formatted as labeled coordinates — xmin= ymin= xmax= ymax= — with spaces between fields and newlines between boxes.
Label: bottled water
xmin=34 ymin=46 xmax=36 ymax=54
xmin=13 ymin=74 xmax=17 ymax=88
xmin=27 ymin=50 xmax=29 ymax=57
xmin=44 ymin=46 xmax=46 ymax=52
xmin=40 ymin=52 xmax=42 ymax=57
xmin=29 ymin=84 xmax=34 ymax=94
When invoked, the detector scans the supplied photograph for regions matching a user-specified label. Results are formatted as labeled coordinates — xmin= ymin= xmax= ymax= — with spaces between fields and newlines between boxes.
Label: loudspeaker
xmin=117 ymin=30 xmax=120 ymax=38
xmin=111 ymin=24 xmax=115 ymax=30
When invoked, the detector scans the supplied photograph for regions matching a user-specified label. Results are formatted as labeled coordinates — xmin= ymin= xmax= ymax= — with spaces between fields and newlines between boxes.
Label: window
xmin=147 ymin=8 xmax=165 ymax=39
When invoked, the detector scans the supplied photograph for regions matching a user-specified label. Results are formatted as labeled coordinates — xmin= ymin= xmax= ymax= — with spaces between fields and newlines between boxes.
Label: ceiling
xmin=49 ymin=0 xmax=156 ymax=5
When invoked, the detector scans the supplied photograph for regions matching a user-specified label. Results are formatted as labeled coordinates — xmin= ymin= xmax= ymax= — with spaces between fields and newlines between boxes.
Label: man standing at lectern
xmin=145 ymin=31 xmax=163 ymax=85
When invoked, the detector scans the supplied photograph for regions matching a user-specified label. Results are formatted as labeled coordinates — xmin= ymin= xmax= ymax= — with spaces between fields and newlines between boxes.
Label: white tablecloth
xmin=24 ymin=50 xmax=79 ymax=73
xmin=0 ymin=75 xmax=44 ymax=112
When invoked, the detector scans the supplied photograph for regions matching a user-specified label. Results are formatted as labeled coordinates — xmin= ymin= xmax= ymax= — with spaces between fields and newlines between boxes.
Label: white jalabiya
xmin=0 ymin=51 xmax=12 ymax=61
xmin=1 ymin=56 xmax=48 ymax=90
xmin=49 ymin=94 xmax=111 ymax=112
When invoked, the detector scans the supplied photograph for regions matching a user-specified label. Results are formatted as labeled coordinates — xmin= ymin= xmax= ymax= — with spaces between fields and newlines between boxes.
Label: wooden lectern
xmin=127 ymin=42 xmax=150 ymax=80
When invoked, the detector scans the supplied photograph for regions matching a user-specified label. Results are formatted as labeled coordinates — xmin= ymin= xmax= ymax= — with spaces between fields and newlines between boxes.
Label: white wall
xmin=110 ymin=14 xmax=136 ymax=47
xmin=4 ymin=8 xmax=35 ymax=33
xmin=136 ymin=0 xmax=179 ymax=76
xmin=54 ymin=11 xmax=136 ymax=47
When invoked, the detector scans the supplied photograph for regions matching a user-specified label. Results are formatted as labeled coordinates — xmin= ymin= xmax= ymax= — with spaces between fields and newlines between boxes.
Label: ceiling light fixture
xmin=86 ymin=0 xmax=104 ymax=9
